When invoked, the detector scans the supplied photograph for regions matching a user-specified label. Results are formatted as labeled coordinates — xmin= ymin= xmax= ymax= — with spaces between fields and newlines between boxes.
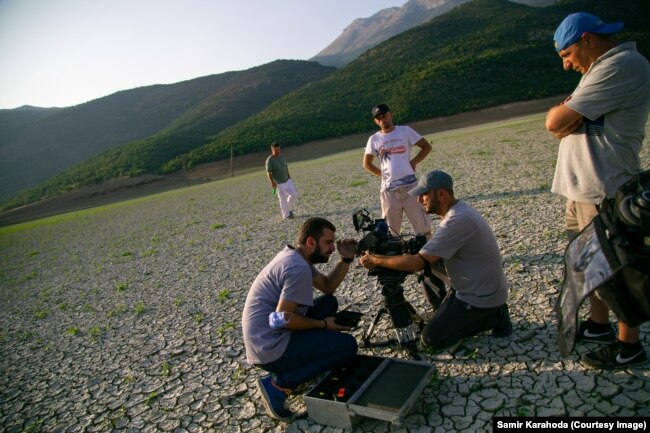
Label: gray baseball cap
xmin=408 ymin=170 xmax=453 ymax=196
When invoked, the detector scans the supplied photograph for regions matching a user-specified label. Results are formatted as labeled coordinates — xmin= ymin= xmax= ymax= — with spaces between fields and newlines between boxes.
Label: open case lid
xmin=347 ymin=357 xmax=436 ymax=423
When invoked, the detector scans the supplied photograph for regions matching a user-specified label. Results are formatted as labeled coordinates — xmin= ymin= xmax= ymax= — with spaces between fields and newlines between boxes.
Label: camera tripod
xmin=360 ymin=268 xmax=424 ymax=358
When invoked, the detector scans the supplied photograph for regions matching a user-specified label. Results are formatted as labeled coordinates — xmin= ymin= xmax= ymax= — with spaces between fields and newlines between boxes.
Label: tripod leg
xmin=406 ymin=302 xmax=425 ymax=332
xmin=395 ymin=313 xmax=420 ymax=359
xmin=361 ymin=307 xmax=387 ymax=347
xmin=404 ymin=340 xmax=420 ymax=360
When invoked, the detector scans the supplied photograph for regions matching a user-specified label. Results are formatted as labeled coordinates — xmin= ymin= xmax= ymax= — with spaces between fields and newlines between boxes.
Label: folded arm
xmin=545 ymin=99 xmax=584 ymax=139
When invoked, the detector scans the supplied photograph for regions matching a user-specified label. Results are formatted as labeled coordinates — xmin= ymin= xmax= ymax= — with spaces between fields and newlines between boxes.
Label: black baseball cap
xmin=372 ymin=104 xmax=390 ymax=118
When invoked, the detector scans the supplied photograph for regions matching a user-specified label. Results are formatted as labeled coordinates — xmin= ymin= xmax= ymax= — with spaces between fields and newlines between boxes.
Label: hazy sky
xmin=0 ymin=0 xmax=403 ymax=109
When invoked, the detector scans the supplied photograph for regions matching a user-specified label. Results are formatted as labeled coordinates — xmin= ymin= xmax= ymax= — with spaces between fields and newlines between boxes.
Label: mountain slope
xmin=311 ymin=0 xmax=557 ymax=67
xmin=0 ymin=60 xmax=334 ymax=203
xmin=311 ymin=0 xmax=470 ymax=67
xmin=0 ymin=106 xmax=62 ymax=152
xmin=165 ymin=0 xmax=648 ymax=172
xmin=0 ymin=78 xmax=233 ymax=200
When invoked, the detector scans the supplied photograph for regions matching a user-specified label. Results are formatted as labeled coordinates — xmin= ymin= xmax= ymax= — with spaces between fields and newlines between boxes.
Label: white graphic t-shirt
xmin=365 ymin=125 xmax=422 ymax=191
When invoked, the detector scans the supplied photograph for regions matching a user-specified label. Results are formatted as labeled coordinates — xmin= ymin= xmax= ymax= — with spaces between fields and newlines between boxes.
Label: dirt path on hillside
xmin=0 ymin=96 xmax=559 ymax=227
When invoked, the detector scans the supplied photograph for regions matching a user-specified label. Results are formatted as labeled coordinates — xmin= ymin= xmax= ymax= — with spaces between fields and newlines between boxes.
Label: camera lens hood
xmin=619 ymin=195 xmax=640 ymax=227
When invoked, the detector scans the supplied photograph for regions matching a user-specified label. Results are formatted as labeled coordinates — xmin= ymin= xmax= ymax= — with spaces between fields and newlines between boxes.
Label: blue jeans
xmin=258 ymin=295 xmax=358 ymax=389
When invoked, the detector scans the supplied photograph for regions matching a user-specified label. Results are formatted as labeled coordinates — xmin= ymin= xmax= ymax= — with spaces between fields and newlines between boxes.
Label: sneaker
xmin=582 ymin=341 xmax=648 ymax=370
xmin=256 ymin=376 xmax=292 ymax=420
xmin=576 ymin=320 xmax=616 ymax=344
xmin=492 ymin=304 xmax=513 ymax=338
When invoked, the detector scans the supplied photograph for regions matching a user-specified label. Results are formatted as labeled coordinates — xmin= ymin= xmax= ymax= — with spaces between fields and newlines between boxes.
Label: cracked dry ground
xmin=1 ymin=115 xmax=649 ymax=433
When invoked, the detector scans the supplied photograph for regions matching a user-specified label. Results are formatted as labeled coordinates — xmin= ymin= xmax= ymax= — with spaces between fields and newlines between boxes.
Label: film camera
xmin=353 ymin=209 xmax=427 ymax=262
xmin=352 ymin=209 xmax=427 ymax=356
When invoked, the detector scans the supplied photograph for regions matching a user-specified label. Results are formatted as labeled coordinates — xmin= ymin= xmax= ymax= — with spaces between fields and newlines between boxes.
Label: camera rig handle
xmin=352 ymin=209 xmax=372 ymax=232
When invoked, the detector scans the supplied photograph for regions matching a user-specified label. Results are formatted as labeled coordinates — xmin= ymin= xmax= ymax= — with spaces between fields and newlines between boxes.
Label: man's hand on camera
xmin=336 ymin=239 xmax=357 ymax=260
xmin=359 ymin=251 xmax=377 ymax=269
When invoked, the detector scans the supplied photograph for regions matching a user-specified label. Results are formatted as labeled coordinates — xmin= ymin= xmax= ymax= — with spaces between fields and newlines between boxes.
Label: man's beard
xmin=425 ymin=195 xmax=441 ymax=215
xmin=381 ymin=122 xmax=392 ymax=132
xmin=311 ymin=245 xmax=330 ymax=264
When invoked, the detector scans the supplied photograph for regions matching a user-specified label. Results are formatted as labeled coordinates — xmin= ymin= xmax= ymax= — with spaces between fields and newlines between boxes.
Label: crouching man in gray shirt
xmin=242 ymin=217 xmax=358 ymax=420
xmin=360 ymin=170 xmax=512 ymax=349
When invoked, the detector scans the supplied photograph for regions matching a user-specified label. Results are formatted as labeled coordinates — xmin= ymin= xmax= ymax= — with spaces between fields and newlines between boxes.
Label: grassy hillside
xmin=0 ymin=60 xmax=334 ymax=204
xmin=5 ymin=0 xmax=649 ymax=210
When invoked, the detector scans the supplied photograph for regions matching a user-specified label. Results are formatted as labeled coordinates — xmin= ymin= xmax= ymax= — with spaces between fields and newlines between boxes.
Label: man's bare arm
xmin=546 ymin=99 xmax=584 ymax=139
xmin=363 ymin=154 xmax=381 ymax=177
xmin=410 ymin=138 xmax=432 ymax=169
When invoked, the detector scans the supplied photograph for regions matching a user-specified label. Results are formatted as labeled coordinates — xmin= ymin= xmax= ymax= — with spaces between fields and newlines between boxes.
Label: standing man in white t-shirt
xmin=363 ymin=104 xmax=432 ymax=237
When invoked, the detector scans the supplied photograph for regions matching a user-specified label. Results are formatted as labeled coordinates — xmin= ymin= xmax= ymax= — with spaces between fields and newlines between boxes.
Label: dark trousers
xmin=258 ymin=295 xmax=358 ymax=389
xmin=421 ymin=290 xmax=504 ymax=348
